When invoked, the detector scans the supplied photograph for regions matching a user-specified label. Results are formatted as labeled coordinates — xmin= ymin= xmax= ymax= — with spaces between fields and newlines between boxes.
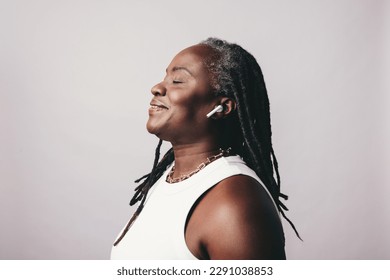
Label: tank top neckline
xmin=157 ymin=155 xmax=243 ymax=194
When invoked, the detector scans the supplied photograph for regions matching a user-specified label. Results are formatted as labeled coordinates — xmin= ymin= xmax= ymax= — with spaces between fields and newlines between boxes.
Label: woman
xmin=111 ymin=38 xmax=298 ymax=260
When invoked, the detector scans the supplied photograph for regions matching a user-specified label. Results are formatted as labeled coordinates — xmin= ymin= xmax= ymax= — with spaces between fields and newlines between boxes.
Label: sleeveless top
xmin=110 ymin=155 xmax=279 ymax=260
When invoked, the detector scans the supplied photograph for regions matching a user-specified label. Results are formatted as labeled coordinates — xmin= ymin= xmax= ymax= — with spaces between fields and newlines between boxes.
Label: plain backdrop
xmin=1 ymin=0 xmax=389 ymax=259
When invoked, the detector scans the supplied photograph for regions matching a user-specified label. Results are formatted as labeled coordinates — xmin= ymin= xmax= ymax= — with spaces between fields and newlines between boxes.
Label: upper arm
xmin=187 ymin=175 xmax=286 ymax=260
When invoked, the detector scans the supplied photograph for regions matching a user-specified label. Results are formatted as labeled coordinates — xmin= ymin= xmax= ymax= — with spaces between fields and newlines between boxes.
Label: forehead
xmin=167 ymin=45 xmax=213 ymax=76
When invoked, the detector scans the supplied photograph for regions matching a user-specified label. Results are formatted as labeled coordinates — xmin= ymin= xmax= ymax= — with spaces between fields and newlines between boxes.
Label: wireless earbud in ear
xmin=206 ymin=105 xmax=223 ymax=118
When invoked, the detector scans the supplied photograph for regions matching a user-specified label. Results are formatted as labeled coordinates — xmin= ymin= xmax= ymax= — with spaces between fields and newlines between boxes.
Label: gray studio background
xmin=1 ymin=0 xmax=389 ymax=259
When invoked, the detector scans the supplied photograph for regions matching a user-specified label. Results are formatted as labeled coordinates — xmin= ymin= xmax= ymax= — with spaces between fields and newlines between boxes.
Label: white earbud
xmin=206 ymin=105 xmax=223 ymax=118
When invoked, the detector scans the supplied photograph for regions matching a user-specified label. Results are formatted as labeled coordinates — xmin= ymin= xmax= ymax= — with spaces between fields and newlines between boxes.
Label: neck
xmin=171 ymin=142 xmax=222 ymax=177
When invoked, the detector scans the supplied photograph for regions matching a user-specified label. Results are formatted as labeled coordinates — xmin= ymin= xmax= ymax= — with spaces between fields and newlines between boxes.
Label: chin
xmin=146 ymin=123 xmax=157 ymax=135
xmin=146 ymin=123 xmax=162 ymax=139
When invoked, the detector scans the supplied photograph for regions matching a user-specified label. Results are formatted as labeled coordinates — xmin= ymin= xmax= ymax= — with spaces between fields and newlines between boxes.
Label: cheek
xmin=172 ymin=96 xmax=210 ymax=123
xmin=169 ymin=90 xmax=198 ymax=107
xmin=170 ymin=88 xmax=213 ymax=111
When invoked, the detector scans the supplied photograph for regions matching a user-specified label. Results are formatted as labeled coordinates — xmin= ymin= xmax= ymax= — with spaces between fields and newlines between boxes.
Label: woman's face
xmin=146 ymin=44 xmax=218 ymax=144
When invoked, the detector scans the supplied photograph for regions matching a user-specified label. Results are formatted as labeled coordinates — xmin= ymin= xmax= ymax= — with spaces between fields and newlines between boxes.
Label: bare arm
xmin=185 ymin=175 xmax=286 ymax=260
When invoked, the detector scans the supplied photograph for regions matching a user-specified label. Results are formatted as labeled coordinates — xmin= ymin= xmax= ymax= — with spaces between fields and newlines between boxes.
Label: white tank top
xmin=110 ymin=155 xmax=278 ymax=260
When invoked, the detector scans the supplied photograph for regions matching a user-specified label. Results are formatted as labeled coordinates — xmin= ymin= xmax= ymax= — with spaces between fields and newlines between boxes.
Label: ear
xmin=211 ymin=97 xmax=236 ymax=119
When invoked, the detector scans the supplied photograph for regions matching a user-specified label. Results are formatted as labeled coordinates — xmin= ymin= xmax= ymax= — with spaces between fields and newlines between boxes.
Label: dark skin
xmin=147 ymin=45 xmax=286 ymax=260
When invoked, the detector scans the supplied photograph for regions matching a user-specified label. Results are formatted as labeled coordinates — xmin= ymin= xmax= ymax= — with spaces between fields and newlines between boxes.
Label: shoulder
xmin=210 ymin=175 xmax=274 ymax=211
xmin=186 ymin=175 xmax=286 ymax=260
xmin=204 ymin=175 xmax=282 ymax=238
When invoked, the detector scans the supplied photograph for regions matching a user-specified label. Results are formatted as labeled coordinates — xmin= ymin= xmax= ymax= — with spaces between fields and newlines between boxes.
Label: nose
xmin=151 ymin=82 xmax=166 ymax=96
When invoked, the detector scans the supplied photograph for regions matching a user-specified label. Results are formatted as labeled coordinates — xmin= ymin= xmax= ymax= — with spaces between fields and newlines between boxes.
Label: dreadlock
xmin=114 ymin=38 xmax=300 ymax=246
xmin=201 ymin=38 xmax=301 ymax=239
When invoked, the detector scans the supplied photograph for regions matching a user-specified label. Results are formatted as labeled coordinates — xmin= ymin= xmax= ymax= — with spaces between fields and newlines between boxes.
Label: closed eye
xmin=173 ymin=80 xmax=183 ymax=84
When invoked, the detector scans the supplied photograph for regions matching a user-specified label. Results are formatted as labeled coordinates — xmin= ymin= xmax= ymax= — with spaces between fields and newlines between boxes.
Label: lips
xmin=150 ymin=100 xmax=169 ymax=110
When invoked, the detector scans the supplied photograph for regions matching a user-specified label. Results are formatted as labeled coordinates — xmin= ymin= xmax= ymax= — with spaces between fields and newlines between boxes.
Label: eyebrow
xmin=166 ymin=66 xmax=194 ymax=77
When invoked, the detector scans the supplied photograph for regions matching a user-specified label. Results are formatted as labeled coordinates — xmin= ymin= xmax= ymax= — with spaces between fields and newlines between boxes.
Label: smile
xmin=150 ymin=105 xmax=168 ymax=111
xmin=149 ymin=100 xmax=169 ymax=111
